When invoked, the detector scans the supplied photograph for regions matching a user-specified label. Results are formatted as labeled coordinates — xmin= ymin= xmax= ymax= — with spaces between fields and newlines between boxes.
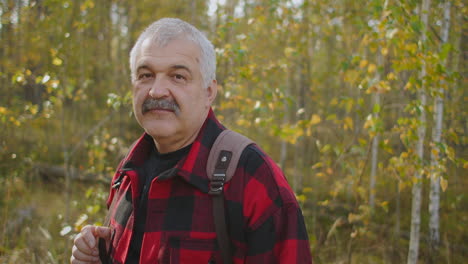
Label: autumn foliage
xmin=0 ymin=0 xmax=466 ymax=263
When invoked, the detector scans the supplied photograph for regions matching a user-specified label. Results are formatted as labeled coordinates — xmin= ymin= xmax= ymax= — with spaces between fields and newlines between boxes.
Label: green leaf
xmin=373 ymin=103 xmax=381 ymax=113
xmin=439 ymin=43 xmax=452 ymax=61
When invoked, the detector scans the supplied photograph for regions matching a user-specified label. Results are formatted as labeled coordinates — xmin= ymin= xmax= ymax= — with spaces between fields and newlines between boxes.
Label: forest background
xmin=0 ymin=0 xmax=466 ymax=263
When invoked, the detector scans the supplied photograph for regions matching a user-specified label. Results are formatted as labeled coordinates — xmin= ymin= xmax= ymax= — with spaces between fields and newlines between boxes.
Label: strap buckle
xmin=209 ymin=173 xmax=226 ymax=195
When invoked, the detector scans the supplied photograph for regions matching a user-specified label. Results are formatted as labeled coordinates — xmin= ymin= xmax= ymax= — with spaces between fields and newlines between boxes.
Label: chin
xmin=143 ymin=123 xmax=178 ymax=139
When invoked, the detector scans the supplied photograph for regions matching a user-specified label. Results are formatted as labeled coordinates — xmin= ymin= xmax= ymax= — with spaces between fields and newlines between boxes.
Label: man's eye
xmin=172 ymin=74 xmax=187 ymax=82
xmin=174 ymin=74 xmax=185 ymax=80
xmin=138 ymin=73 xmax=153 ymax=80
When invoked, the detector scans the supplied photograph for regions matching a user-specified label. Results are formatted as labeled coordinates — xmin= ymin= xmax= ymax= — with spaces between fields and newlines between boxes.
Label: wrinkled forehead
xmin=139 ymin=37 xmax=201 ymax=60
xmin=139 ymin=35 xmax=201 ymax=56
xmin=146 ymin=27 xmax=200 ymax=49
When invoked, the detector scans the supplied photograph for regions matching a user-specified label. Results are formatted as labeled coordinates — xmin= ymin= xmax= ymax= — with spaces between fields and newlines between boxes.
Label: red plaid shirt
xmin=104 ymin=109 xmax=312 ymax=264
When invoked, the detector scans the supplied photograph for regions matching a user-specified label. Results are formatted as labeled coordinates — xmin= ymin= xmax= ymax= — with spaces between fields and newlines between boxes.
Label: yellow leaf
xmin=0 ymin=106 xmax=6 ymax=115
xmin=440 ymin=177 xmax=448 ymax=192
xmin=330 ymin=98 xmax=338 ymax=106
xmin=310 ymin=114 xmax=321 ymax=125
xmin=284 ymin=47 xmax=296 ymax=57
xmin=348 ymin=213 xmax=361 ymax=223
xmin=268 ymin=102 xmax=274 ymax=110
xmin=363 ymin=115 xmax=374 ymax=129
xmin=326 ymin=168 xmax=333 ymax=175
xmin=464 ymin=162 xmax=468 ymax=169
xmin=404 ymin=82 xmax=412 ymax=90
xmin=368 ymin=63 xmax=377 ymax=73
xmin=387 ymin=72 xmax=396 ymax=80
xmin=50 ymin=48 xmax=58 ymax=56
xmin=344 ymin=117 xmax=354 ymax=131
xmin=296 ymin=194 xmax=306 ymax=203
xmin=398 ymin=181 xmax=405 ymax=191
xmin=311 ymin=162 xmax=323 ymax=169
xmin=30 ymin=105 xmax=38 ymax=115
xmin=381 ymin=47 xmax=388 ymax=56
xmin=315 ymin=172 xmax=325 ymax=178
xmin=53 ymin=57 xmax=63 ymax=66
xmin=405 ymin=43 xmax=418 ymax=54
xmin=359 ymin=60 xmax=368 ymax=68
xmin=319 ymin=200 xmax=329 ymax=206
xmin=344 ymin=69 xmax=359 ymax=83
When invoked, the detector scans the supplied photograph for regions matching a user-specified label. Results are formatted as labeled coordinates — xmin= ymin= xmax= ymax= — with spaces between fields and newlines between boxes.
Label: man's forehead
xmin=141 ymin=37 xmax=199 ymax=53
xmin=138 ymin=37 xmax=201 ymax=63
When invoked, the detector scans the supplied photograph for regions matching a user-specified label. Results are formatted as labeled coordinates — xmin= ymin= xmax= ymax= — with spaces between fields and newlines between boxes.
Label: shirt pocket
xmin=158 ymin=237 xmax=220 ymax=264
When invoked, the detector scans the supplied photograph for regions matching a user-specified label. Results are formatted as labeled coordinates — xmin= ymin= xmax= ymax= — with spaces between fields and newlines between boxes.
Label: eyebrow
xmin=171 ymin=64 xmax=192 ymax=75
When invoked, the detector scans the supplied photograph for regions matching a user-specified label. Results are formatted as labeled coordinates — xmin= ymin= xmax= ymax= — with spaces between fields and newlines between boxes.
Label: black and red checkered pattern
xmin=104 ymin=109 xmax=313 ymax=264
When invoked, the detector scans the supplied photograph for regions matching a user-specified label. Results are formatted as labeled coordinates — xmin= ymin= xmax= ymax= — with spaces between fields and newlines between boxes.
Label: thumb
xmin=94 ymin=226 xmax=112 ymax=241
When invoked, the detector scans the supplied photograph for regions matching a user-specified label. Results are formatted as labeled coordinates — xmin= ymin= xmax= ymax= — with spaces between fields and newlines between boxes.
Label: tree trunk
xmin=395 ymin=181 xmax=401 ymax=237
xmin=369 ymin=48 xmax=383 ymax=210
xmin=407 ymin=0 xmax=431 ymax=263
xmin=369 ymin=0 xmax=389 ymax=211
xmin=429 ymin=0 xmax=451 ymax=254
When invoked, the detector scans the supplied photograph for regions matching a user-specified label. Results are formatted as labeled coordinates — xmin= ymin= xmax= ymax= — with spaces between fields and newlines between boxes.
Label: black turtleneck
xmin=126 ymin=140 xmax=191 ymax=263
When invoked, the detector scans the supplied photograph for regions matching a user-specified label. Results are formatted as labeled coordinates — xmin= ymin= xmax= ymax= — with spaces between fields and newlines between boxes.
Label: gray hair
xmin=129 ymin=18 xmax=216 ymax=88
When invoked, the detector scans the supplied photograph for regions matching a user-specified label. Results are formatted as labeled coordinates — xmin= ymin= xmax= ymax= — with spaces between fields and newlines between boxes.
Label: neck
xmin=153 ymin=132 xmax=198 ymax=154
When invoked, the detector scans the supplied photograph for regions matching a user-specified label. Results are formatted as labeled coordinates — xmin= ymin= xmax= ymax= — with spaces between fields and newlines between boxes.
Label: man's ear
xmin=206 ymin=80 xmax=218 ymax=106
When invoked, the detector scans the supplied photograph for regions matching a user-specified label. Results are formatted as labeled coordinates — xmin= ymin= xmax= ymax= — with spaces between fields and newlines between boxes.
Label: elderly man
xmin=71 ymin=18 xmax=312 ymax=264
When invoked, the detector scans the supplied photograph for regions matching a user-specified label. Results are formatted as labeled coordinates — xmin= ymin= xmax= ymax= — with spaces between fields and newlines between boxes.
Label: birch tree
xmin=369 ymin=49 xmax=382 ymax=211
xmin=407 ymin=0 xmax=431 ymax=263
xmin=429 ymin=0 xmax=451 ymax=252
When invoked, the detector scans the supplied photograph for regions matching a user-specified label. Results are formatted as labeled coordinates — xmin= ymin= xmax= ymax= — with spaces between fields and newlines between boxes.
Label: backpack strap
xmin=207 ymin=130 xmax=253 ymax=264
xmin=207 ymin=130 xmax=253 ymax=192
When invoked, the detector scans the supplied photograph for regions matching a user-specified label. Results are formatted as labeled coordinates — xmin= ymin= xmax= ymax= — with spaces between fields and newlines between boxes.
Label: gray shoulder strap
xmin=207 ymin=130 xmax=253 ymax=183
xmin=207 ymin=130 xmax=253 ymax=264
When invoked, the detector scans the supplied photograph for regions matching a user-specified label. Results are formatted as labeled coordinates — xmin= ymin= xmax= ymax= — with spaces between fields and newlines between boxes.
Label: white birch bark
xmin=369 ymin=0 xmax=388 ymax=211
xmin=369 ymin=49 xmax=382 ymax=210
xmin=429 ymin=0 xmax=451 ymax=250
xmin=407 ymin=0 xmax=431 ymax=263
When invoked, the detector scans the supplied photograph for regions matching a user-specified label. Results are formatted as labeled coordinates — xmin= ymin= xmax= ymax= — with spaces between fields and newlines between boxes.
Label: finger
xmin=81 ymin=225 xmax=98 ymax=248
xmin=94 ymin=226 xmax=112 ymax=241
xmin=74 ymin=232 xmax=98 ymax=255
xmin=71 ymin=245 xmax=100 ymax=263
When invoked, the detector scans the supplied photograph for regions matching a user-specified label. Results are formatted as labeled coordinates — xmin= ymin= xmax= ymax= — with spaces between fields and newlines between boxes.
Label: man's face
xmin=132 ymin=37 xmax=216 ymax=152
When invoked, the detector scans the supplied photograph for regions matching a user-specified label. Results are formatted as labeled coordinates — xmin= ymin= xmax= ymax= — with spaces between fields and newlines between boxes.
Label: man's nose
xmin=148 ymin=75 xmax=170 ymax=98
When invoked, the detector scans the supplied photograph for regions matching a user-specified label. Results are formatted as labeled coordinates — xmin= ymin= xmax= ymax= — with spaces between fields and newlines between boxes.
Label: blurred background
xmin=0 ymin=0 xmax=466 ymax=263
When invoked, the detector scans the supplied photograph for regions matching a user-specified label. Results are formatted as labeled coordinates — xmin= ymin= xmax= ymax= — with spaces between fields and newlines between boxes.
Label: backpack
xmin=206 ymin=130 xmax=253 ymax=264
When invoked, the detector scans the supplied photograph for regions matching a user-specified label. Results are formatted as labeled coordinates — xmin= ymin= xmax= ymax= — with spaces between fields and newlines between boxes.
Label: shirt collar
xmin=122 ymin=108 xmax=225 ymax=193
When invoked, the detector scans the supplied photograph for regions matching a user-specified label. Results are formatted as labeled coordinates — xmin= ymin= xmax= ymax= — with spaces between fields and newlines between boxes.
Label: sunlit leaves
xmin=52 ymin=58 xmax=63 ymax=68
xmin=310 ymin=114 xmax=321 ymax=126
xmin=0 ymin=0 xmax=465 ymax=262
xmin=440 ymin=177 xmax=448 ymax=192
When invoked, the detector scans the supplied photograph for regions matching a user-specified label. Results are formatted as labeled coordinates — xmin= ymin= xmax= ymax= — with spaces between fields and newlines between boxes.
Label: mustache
xmin=142 ymin=98 xmax=180 ymax=115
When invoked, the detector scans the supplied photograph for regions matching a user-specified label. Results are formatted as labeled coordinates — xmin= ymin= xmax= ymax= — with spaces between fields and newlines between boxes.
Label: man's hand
xmin=70 ymin=225 xmax=111 ymax=264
